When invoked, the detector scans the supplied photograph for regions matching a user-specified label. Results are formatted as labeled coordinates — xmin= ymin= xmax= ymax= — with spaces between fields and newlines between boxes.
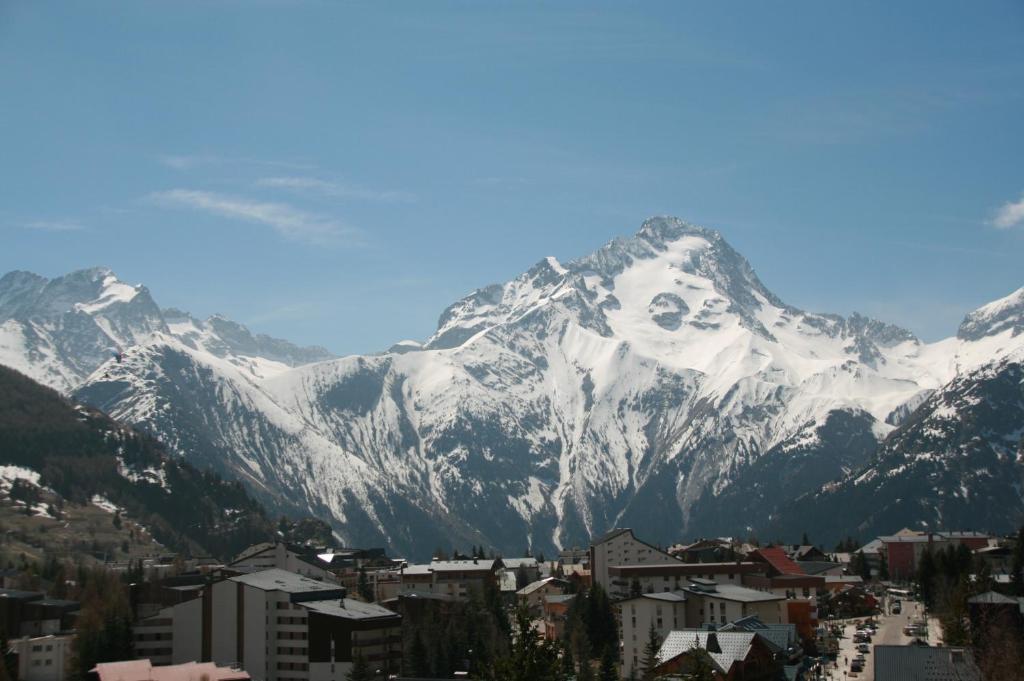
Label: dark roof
xmin=797 ymin=561 xmax=842 ymax=575
xmin=609 ymin=562 xmax=764 ymax=577
xmin=229 ymin=569 xmax=342 ymax=597
xmin=302 ymin=598 xmax=400 ymax=622
xmin=0 ymin=588 xmax=43 ymax=601
xmin=592 ymin=528 xmax=632 ymax=545
xmin=967 ymin=591 xmax=1017 ymax=605
xmin=874 ymin=645 xmax=981 ymax=681
xmin=31 ymin=598 xmax=80 ymax=609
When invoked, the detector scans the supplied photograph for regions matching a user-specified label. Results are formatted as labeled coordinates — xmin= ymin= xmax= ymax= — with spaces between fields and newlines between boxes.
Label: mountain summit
xmin=3 ymin=218 xmax=1022 ymax=556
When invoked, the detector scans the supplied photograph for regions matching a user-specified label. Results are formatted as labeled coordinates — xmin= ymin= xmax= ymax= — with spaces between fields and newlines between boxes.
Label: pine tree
xmin=640 ymin=621 xmax=661 ymax=681
xmin=409 ymin=632 xmax=430 ymax=678
xmin=599 ymin=644 xmax=618 ymax=681
xmin=878 ymin=552 xmax=890 ymax=581
xmin=685 ymin=646 xmax=717 ymax=681
xmin=347 ymin=651 xmax=371 ymax=681
xmin=917 ymin=549 xmax=937 ymax=610
xmin=1010 ymin=526 xmax=1024 ymax=597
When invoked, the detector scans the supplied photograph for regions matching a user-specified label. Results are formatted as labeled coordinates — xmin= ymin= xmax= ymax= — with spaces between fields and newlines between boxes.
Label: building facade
xmin=133 ymin=569 xmax=401 ymax=681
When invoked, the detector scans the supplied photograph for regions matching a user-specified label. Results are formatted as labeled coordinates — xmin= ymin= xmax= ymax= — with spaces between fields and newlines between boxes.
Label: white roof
xmin=502 ymin=557 xmax=538 ymax=569
xmin=658 ymin=630 xmax=756 ymax=673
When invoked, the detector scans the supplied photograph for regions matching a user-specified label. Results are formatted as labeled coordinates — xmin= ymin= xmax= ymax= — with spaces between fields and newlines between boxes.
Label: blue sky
xmin=1 ymin=1 xmax=1022 ymax=355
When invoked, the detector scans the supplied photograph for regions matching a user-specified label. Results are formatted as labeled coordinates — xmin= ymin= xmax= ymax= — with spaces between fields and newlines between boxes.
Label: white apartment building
xmin=589 ymin=529 xmax=680 ymax=592
xmin=619 ymin=592 xmax=687 ymax=678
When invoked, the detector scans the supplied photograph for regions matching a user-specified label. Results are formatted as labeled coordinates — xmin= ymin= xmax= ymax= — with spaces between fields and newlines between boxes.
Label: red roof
xmin=750 ymin=547 xmax=805 ymax=576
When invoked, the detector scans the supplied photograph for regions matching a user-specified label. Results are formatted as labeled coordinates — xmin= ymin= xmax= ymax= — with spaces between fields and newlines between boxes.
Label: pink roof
xmin=751 ymin=547 xmax=805 ymax=576
xmin=92 ymin=660 xmax=250 ymax=681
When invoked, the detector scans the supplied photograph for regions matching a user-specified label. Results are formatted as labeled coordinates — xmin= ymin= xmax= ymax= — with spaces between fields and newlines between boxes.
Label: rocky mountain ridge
xmin=2 ymin=217 xmax=1022 ymax=557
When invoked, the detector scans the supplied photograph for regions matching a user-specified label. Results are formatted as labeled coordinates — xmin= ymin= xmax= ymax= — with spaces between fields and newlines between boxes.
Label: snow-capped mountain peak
xmin=958 ymin=285 xmax=1024 ymax=341
xmin=5 ymin=217 xmax=1023 ymax=557
xmin=0 ymin=267 xmax=333 ymax=392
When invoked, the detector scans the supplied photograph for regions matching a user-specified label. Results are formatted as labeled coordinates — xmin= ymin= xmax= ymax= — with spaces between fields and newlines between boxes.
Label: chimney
xmin=706 ymin=632 xmax=722 ymax=654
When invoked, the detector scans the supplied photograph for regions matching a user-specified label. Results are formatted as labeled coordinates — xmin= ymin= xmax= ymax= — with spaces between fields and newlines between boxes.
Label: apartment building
xmin=7 ymin=633 xmax=73 ymax=681
xmin=619 ymin=592 xmax=688 ymax=678
xmin=398 ymin=559 xmax=502 ymax=599
xmin=133 ymin=569 xmax=401 ymax=681
xmin=589 ymin=529 xmax=680 ymax=592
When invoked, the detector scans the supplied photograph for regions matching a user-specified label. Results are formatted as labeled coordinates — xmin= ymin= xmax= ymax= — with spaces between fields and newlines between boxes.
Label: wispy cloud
xmin=256 ymin=176 xmax=414 ymax=203
xmin=246 ymin=301 xmax=323 ymax=325
xmin=149 ymin=189 xmax=356 ymax=246
xmin=158 ymin=154 xmax=314 ymax=171
xmin=24 ymin=220 xmax=85 ymax=232
xmin=993 ymin=193 xmax=1024 ymax=229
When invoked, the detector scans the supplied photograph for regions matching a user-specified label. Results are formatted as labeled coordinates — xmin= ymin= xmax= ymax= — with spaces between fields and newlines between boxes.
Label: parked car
xmin=857 ymin=643 xmax=870 ymax=653
xmin=851 ymin=659 xmax=864 ymax=672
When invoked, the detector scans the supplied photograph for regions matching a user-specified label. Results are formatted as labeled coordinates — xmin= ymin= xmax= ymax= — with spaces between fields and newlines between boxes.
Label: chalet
xmin=654 ymin=629 xmax=783 ymax=681
xmin=516 ymin=577 xmax=568 ymax=614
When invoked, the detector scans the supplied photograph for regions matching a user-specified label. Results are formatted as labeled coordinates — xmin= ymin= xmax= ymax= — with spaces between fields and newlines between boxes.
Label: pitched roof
xmin=592 ymin=528 xmax=632 ymax=545
xmin=429 ymin=559 xmax=498 ymax=572
xmin=750 ymin=548 xmax=805 ymax=576
xmin=966 ymin=591 xmax=1017 ymax=604
xmin=517 ymin=577 xmax=566 ymax=596
xmin=657 ymin=630 xmax=757 ymax=675
xmin=873 ymin=645 xmax=981 ymax=681
xmin=721 ymin=617 xmax=796 ymax=651
xmin=502 ymin=557 xmax=538 ymax=569
xmin=301 ymin=598 xmax=400 ymax=622
xmin=229 ymin=569 xmax=342 ymax=596
xmin=797 ymin=561 xmax=842 ymax=575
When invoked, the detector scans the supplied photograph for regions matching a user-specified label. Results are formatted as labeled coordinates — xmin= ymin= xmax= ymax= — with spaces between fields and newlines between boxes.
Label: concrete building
xmin=133 ymin=569 xmax=401 ymax=681
xmin=589 ymin=529 xmax=679 ymax=593
xmin=682 ymin=579 xmax=787 ymax=629
xmin=229 ymin=544 xmax=338 ymax=582
xmin=398 ymin=559 xmax=502 ymax=600
xmin=619 ymin=592 xmax=688 ymax=677
xmin=0 ymin=589 xmax=79 ymax=639
xmin=879 ymin=530 xmax=991 ymax=581
xmin=7 ymin=633 xmax=73 ymax=681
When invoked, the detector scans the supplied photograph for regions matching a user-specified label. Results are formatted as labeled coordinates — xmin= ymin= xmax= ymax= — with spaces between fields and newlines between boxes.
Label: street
xmin=824 ymin=598 xmax=925 ymax=681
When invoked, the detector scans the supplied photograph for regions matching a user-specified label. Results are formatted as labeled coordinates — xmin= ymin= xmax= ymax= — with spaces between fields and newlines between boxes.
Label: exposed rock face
xmin=3 ymin=217 xmax=1022 ymax=556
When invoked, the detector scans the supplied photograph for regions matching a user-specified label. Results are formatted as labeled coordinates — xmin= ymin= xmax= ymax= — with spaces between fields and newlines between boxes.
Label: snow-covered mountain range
xmin=2 ymin=218 xmax=1022 ymax=556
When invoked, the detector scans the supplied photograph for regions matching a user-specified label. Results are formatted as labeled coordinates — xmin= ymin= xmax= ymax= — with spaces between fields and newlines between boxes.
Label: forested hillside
xmin=0 ymin=365 xmax=331 ymax=560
